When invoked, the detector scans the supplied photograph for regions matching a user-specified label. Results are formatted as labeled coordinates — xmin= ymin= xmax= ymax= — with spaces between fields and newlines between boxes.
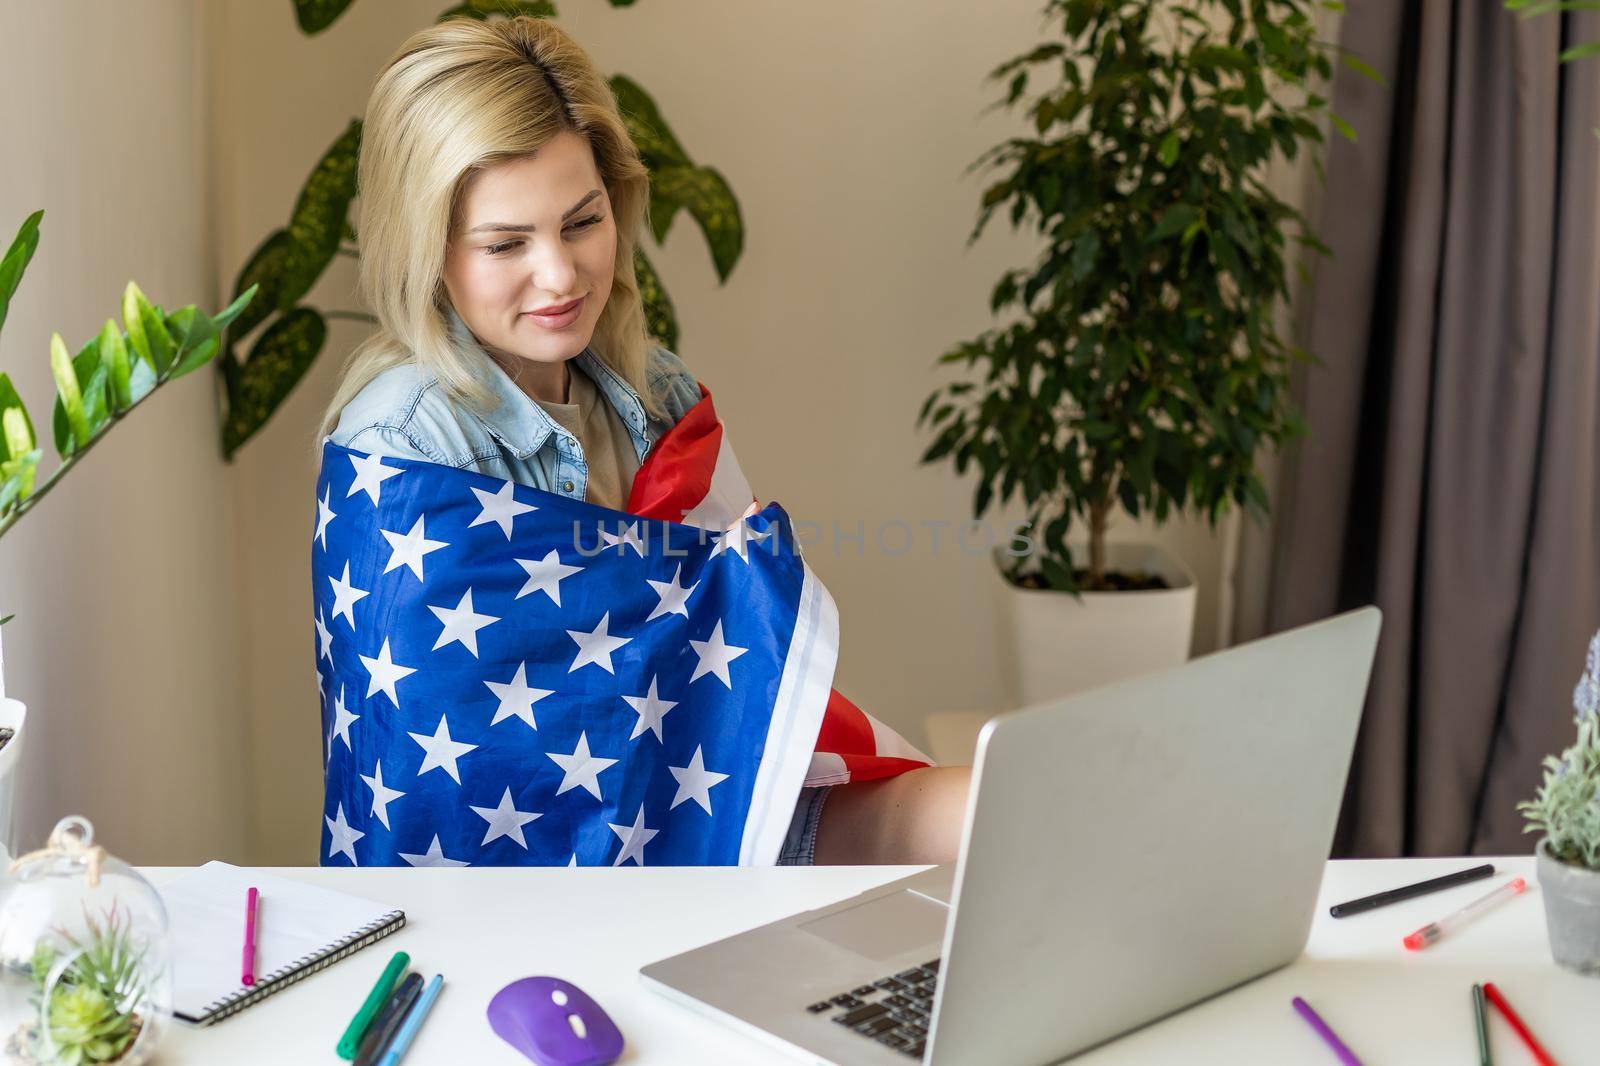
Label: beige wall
xmin=0 ymin=1 xmax=253 ymax=864
xmin=211 ymin=0 xmax=1256 ymax=863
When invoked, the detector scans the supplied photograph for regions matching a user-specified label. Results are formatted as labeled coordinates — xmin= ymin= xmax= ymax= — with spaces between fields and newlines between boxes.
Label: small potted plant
xmin=0 ymin=817 xmax=171 ymax=1065
xmin=24 ymin=906 xmax=151 ymax=1065
xmin=1520 ymin=630 xmax=1600 ymax=975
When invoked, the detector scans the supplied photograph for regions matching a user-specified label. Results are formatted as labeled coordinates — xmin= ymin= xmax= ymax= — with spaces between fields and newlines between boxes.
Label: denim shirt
xmin=326 ymin=308 xmax=703 ymax=498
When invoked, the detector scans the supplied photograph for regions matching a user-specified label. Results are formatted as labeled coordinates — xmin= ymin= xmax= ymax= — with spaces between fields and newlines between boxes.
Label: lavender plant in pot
xmin=1520 ymin=630 xmax=1600 ymax=975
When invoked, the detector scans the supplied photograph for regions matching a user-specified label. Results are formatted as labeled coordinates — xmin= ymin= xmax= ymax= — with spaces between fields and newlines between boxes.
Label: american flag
xmin=312 ymin=387 xmax=929 ymax=867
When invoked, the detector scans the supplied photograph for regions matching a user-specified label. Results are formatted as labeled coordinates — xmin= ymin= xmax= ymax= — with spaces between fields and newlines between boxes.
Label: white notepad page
xmin=160 ymin=861 xmax=402 ymax=1023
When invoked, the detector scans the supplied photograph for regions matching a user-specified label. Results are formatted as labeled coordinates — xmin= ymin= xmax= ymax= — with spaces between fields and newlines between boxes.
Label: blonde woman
xmin=317 ymin=16 xmax=969 ymax=866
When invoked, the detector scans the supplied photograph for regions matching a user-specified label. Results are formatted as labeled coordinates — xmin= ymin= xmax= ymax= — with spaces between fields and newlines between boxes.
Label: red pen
xmin=1483 ymin=981 xmax=1557 ymax=1066
xmin=242 ymin=886 xmax=259 ymax=986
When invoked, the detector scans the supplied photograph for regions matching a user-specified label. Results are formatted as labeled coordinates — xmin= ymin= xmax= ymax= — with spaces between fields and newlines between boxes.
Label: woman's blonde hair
xmin=316 ymin=15 xmax=662 ymax=446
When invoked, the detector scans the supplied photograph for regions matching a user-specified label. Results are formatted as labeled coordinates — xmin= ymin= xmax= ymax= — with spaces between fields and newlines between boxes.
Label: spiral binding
xmin=187 ymin=911 xmax=407 ymax=1026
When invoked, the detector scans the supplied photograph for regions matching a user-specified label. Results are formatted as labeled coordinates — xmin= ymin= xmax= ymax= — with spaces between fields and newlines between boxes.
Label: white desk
xmin=147 ymin=857 xmax=1595 ymax=1064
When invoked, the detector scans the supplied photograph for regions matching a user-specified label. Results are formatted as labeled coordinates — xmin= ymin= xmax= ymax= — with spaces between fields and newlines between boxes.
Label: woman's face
xmin=442 ymin=130 xmax=616 ymax=375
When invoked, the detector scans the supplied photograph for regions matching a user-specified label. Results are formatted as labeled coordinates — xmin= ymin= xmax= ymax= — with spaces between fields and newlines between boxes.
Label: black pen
xmin=354 ymin=971 xmax=424 ymax=1066
xmin=1329 ymin=863 xmax=1495 ymax=918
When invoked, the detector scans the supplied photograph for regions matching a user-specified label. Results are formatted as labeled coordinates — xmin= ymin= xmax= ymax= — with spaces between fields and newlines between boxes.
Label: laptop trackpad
xmin=798 ymin=890 xmax=948 ymax=962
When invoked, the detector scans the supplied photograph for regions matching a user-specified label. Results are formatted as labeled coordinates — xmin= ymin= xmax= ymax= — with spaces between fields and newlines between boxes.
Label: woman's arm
xmin=811 ymin=765 xmax=972 ymax=865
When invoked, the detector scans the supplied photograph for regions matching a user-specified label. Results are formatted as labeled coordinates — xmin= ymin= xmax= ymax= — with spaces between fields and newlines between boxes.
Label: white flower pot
xmin=993 ymin=543 xmax=1197 ymax=707
xmin=0 ymin=699 xmax=25 ymax=866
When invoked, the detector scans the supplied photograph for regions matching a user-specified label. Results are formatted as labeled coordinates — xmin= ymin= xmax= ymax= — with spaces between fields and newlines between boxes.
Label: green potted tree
xmin=0 ymin=211 xmax=253 ymax=862
xmin=918 ymin=0 xmax=1350 ymax=703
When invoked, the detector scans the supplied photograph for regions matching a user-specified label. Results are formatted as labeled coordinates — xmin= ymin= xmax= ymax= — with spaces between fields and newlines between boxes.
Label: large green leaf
xmin=223 ymin=308 xmax=327 ymax=457
xmin=228 ymin=230 xmax=294 ymax=341
xmin=294 ymin=0 xmax=357 ymax=34
xmin=648 ymin=164 xmax=744 ymax=282
xmin=610 ymin=75 xmax=690 ymax=167
xmin=633 ymin=248 xmax=677 ymax=352
xmin=278 ymin=120 xmax=362 ymax=309
xmin=437 ymin=0 xmax=557 ymax=18
xmin=0 ymin=210 xmax=43 ymax=343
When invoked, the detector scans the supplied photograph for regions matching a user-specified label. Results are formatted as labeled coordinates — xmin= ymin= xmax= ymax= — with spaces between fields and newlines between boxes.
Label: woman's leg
xmin=811 ymin=765 xmax=972 ymax=865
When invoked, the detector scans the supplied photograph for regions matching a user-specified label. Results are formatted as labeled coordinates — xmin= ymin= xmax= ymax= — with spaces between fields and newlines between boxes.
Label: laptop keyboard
xmin=803 ymin=958 xmax=939 ymax=1059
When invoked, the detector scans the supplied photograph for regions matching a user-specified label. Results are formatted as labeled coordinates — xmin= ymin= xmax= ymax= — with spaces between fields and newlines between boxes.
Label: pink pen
xmin=242 ymin=886 xmax=259 ymax=986
xmin=1402 ymin=877 xmax=1526 ymax=950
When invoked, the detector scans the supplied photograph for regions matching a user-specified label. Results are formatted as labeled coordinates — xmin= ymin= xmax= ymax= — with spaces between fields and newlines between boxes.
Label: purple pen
xmin=1292 ymin=996 xmax=1363 ymax=1066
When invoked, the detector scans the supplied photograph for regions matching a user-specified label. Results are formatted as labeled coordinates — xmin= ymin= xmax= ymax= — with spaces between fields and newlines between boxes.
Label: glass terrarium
xmin=0 ymin=817 xmax=171 ymax=1066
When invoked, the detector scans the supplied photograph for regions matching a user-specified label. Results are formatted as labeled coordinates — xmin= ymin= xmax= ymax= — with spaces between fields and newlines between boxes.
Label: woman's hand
xmin=812 ymin=765 xmax=972 ymax=866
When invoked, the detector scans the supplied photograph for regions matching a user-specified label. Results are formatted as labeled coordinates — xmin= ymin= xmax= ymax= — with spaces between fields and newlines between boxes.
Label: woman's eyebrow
xmin=464 ymin=189 xmax=602 ymax=234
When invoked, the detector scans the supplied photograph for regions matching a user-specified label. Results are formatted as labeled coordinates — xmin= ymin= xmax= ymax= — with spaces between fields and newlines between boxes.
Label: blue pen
xmin=377 ymin=974 xmax=444 ymax=1066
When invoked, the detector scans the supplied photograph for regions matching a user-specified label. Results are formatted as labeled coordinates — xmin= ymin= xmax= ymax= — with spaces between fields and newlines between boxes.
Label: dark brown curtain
xmin=1267 ymin=0 xmax=1600 ymax=857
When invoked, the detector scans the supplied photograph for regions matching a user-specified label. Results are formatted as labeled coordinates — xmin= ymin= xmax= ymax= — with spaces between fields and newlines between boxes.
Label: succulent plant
xmin=45 ymin=985 xmax=137 ymax=1066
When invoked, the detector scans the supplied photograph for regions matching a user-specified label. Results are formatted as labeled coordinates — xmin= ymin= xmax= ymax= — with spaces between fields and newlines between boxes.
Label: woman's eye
xmin=483 ymin=217 xmax=601 ymax=256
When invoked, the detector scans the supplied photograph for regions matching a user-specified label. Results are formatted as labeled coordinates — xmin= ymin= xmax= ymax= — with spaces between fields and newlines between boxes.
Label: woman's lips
xmin=522 ymin=295 xmax=584 ymax=330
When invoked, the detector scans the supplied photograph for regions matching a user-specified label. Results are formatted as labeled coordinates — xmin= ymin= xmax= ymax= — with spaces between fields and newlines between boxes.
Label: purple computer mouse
xmin=487 ymin=976 xmax=624 ymax=1066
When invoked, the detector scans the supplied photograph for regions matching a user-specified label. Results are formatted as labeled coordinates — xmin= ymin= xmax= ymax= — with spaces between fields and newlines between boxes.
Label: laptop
xmin=641 ymin=606 xmax=1382 ymax=1065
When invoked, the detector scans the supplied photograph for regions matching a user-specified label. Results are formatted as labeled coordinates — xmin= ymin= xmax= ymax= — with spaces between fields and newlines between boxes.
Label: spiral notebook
xmin=160 ymin=860 xmax=406 ymax=1026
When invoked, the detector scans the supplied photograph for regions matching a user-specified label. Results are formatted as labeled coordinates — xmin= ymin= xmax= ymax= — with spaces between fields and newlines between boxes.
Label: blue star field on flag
xmin=310 ymin=440 xmax=832 ymax=867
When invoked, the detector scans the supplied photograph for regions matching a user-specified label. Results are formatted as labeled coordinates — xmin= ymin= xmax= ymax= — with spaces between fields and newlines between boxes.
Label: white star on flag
xmin=315 ymin=606 xmax=333 ymax=664
xmin=325 ymin=803 xmax=364 ymax=864
xmin=328 ymin=561 xmax=369 ymax=630
xmin=409 ymin=713 xmax=478 ymax=783
xmin=470 ymin=482 xmax=536 ymax=538
xmin=347 ymin=452 xmax=403 ymax=505
xmin=428 ymin=588 xmax=500 ymax=657
xmin=567 ymin=612 xmax=631 ymax=674
xmin=600 ymin=520 xmax=648 ymax=557
xmin=709 ymin=513 xmax=771 ymax=562
xmin=331 ymin=685 xmax=360 ymax=750
xmin=547 ymin=731 xmax=618 ymax=800
xmin=645 ymin=564 xmax=698 ymax=621
xmin=514 ymin=549 xmax=583 ymax=606
xmin=360 ymin=760 xmax=406 ymax=829
xmin=689 ymin=620 xmax=748 ymax=688
xmin=484 ymin=662 xmax=554 ymax=730
xmin=608 ymin=806 xmax=659 ymax=866
xmin=622 ymin=675 xmax=678 ymax=742
xmin=668 ymin=745 xmax=731 ymax=814
xmin=398 ymin=833 xmax=470 ymax=868
xmin=359 ymin=638 xmax=417 ymax=708
xmin=381 ymin=514 xmax=448 ymax=580
xmin=470 ymin=787 xmax=542 ymax=848
xmin=315 ymin=485 xmax=336 ymax=549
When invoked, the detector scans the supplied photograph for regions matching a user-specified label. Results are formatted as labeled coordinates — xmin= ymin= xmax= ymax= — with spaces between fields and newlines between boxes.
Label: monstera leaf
xmin=293 ymin=0 xmax=357 ymax=34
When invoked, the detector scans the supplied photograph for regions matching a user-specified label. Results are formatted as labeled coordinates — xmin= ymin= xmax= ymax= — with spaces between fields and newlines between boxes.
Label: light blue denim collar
xmin=445 ymin=304 xmax=651 ymax=461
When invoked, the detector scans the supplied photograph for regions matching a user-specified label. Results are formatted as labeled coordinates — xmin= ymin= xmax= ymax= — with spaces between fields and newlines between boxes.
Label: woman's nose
xmin=528 ymin=237 xmax=578 ymax=298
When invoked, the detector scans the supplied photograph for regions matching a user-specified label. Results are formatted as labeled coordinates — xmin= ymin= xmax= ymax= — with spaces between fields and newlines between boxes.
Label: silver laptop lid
xmin=926 ymin=607 xmax=1381 ymax=1065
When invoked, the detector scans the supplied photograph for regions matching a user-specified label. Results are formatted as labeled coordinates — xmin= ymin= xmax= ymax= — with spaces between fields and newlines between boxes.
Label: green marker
xmin=338 ymin=951 xmax=410 ymax=1060
xmin=1472 ymin=983 xmax=1492 ymax=1066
